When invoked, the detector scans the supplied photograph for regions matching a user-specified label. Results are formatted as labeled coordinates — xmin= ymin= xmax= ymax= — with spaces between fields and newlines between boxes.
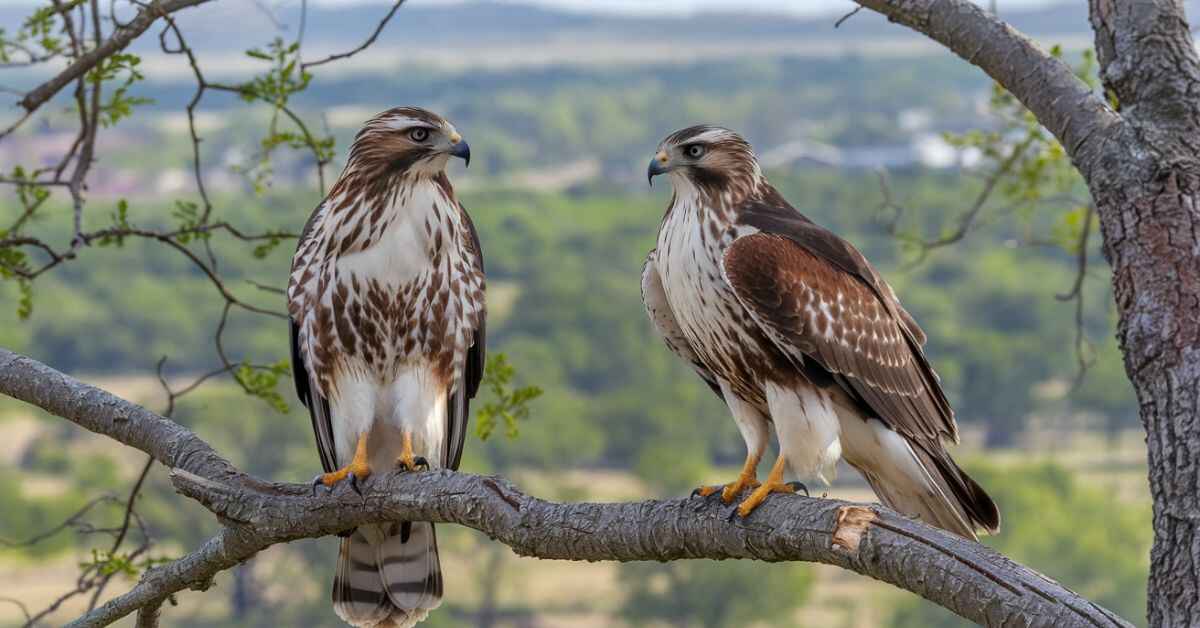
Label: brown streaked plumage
xmin=643 ymin=125 xmax=998 ymax=538
xmin=288 ymin=107 xmax=484 ymax=628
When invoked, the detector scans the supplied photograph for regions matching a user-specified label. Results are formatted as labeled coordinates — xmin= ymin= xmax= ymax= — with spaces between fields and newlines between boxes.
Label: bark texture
xmin=855 ymin=1 xmax=1200 ymax=625
xmin=0 ymin=348 xmax=1130 ymax=628
xmin=1088 ymin=3 xmax=1200 ymax=625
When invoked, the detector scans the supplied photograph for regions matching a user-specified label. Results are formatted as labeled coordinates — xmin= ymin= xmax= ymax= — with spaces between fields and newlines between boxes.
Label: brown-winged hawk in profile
xmin=643 ymin=125 xmax=998 ymax=539
xmin=288 ymin=107 xmax=485 ymax=627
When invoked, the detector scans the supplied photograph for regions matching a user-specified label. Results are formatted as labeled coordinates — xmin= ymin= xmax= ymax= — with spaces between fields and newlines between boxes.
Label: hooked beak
xmin=647 ymin=150 xmax=670 ymax=186
xmin=447 ymin=134 xmax=470 ymax=168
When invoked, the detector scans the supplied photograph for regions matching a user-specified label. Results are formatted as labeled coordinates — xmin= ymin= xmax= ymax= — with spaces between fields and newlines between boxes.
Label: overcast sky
xmin=467 ymin=0 xmax=1057 ymax=16
xmin=0 ymin=0 xmax=1068 ymax=14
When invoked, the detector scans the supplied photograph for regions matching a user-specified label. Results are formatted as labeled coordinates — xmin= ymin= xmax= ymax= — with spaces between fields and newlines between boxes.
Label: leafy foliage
xmin=235 ymin=38 xmax=334 ymax=194
xmin=87 ymin=53 xmax=153 ymax=128
xmin=80 ymin=549 xmax=173 ymax=579
xmin=0 ymin=0 xmax=85 ymax=63
xmin=234 ymin=359 xmax=292 ymax=414
xmin=475 ymin=353 xmax=544 ymax=441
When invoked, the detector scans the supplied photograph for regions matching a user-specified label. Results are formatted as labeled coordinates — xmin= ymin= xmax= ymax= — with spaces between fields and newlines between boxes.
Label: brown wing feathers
xmin=723 ymin=232 xmax=955 ymax=445
xmin=724 ymin=228 xmax=1000 ymax=534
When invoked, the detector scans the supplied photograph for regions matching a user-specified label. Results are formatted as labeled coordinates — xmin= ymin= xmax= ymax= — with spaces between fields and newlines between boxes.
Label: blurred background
xmin=0 ymin=0 xmax=1163 ymax=626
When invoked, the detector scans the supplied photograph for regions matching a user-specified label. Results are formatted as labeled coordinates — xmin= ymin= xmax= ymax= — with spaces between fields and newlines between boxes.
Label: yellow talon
xmin=720 ymin=453 xmax=762 ymax=503
xmin=736 ymin=454 xmax=793 ymax=517
xmin=314 ymin=433 xmax=371 ymax=491
xmin=692 ymin=452 xmax=761 ymax=502
xmin=395 ymin=431 xmax=428 ymax=471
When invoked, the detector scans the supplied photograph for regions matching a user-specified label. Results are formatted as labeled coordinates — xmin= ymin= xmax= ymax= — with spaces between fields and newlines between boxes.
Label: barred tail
xmin=332 ymin=523 xmax=443 ymax=628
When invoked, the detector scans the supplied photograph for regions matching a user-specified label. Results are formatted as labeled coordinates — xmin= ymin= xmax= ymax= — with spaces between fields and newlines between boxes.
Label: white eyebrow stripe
xmin=686 ymin=128 xmax=734 ymax=144
xmin=383 ymin=116 xmax=424 ymax=129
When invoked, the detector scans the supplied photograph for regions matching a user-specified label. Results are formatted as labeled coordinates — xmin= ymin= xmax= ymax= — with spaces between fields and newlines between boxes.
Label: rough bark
xmin=1087 ymin=3 xmax=1200 ymax=625
xmin=854 ymin=1 xmax=1200 ymax=625
xmin=0 ymin=349 xmax=1130 ymax=628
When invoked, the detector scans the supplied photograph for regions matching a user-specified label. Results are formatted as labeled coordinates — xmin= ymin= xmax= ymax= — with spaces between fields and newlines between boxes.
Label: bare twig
xmin=879 ymin=134 xmax=1038 ymax=266
xmin=0 ymin=495 xmax=121 ymax=548
xmin=300 ymin=0 xmax=407 ymax=69
xmin=835 ymin=6 xmax=863 ymax=28
xmin=1057 ymin=203 xmax=1097 ymax=387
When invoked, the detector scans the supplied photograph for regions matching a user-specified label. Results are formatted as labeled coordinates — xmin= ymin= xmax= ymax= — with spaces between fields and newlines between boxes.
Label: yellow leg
xmin=694 ymin=452 xmax=762 ymax=502
xmin=314 ymin=433 xmax=371 ymax=492
xmin=735 ymin=454 xmax=795 ymax=517
xmin=721 ymin=453 xmax=762 ymax=503
xmin=395 ymin=431 xmax=429 ymax=471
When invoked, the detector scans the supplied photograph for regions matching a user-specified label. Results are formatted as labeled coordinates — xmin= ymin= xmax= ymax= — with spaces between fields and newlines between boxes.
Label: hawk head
xmin=647 ymin=125 xmax=760 ymax=200
xmin=347 ymin=106 xmax=470 ymax=178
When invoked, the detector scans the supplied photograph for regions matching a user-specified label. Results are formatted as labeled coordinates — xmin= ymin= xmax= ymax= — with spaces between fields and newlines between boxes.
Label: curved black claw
xmin=787 ymin=481 xmax=810 ymax=497
xmin=397 ymin=456 xmax=431 ymax=472
xmin=347 ymin=472 xmax=364 ymax=497
xmin=311 ymin=474 xmax=327 ymax=497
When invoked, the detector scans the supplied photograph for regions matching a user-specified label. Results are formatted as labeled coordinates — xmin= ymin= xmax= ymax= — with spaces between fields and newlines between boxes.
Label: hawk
xmin=643 ymin=125 xmax=999 ymax=539
xmin=288 ymin=107 xmax=485 ymax=627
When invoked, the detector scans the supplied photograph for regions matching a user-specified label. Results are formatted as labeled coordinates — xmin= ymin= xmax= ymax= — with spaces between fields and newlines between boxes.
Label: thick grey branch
xmin=852 ymin=0 xmax=1124 ymax=184
xmin=0 ymin=348 xmax=1131 ymax=628
xmin=17 ymin=0 xmax=213 ymax=113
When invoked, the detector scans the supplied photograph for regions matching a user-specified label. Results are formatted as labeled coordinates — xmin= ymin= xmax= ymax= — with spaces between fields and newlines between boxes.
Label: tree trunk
xmin=1086 ymin=2 xmax=1200 ymax=623
xmin=851 ymin=1 xmax=1200 ymax=623
xmin=1092 ymin=171 xmax=1200 ymax=625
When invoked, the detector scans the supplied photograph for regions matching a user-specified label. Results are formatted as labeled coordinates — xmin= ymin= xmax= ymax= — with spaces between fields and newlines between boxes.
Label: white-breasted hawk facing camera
xmin=288 ymin=106 xmax=485 ymax=627
xmin=643 ymin=125 xmax=999 ymax=539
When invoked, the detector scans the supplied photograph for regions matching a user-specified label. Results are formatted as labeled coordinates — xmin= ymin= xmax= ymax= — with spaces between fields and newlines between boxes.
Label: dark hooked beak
xmin=647 ymin=154 xmax=670 ymax=186
xmin=448 ymin=140 xmax=471 ymax=168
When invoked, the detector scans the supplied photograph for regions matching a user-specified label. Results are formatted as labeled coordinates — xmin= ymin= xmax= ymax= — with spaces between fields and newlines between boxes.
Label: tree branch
xmin=1089 ymin=0 xmax=1200 ymax=131
xmin=852 ymin=0 xmax=1123 ymax=182
xmin=300 ymin=0 xmax=407 ymax=70
xmin=17 ymin=0 xmax=213 ymax=114
xmin=0 ymin=348 xmax=1131 ymax=628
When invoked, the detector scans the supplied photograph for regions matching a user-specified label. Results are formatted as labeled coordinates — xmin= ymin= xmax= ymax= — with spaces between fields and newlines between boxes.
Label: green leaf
xmin=233 ymin=360 xmax=291 ymax=413
xmin=474 ymin=353 xmax=542 ymax=441
xmin=16 ymin=278 xmax=33 ymax=320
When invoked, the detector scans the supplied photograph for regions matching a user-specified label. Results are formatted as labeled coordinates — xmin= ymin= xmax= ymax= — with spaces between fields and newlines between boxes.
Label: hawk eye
xmin=685 ymin=144 xmax=706 ymax=159
xmin=409 ymin=128 xmax=430 ymax=142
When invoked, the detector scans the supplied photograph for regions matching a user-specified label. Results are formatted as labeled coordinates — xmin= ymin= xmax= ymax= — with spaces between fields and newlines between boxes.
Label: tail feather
xmin=333 ymin=523 xmax=444 ymax=628
xmin=860 ymin=436 xmax=1000 ymax=541
xmin=378 ymin=522 xmax=443 ymax=611
xmin=332 ymin=530 xmax=391 ymax=627
xmin=925 ymin=450 xmax=1001 ymax=534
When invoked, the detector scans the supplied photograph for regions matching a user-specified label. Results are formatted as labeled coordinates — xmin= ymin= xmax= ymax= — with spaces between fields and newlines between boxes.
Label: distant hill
xmin=9 ymin=0 xmax=1188 ymax=84
xmin=0 ymin=1 xmax=1127 ymax=56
